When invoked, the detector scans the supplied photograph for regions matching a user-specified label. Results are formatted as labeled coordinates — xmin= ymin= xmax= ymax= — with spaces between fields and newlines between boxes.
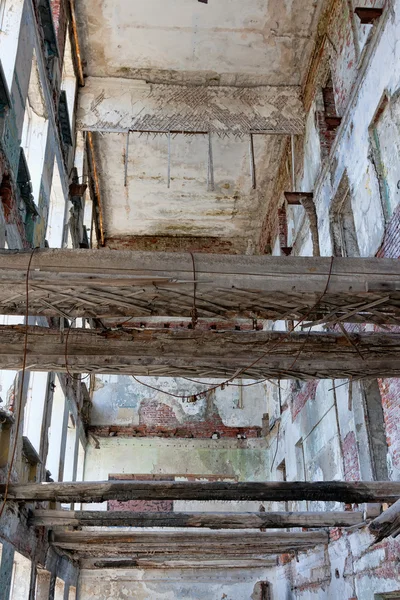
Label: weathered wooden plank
xmin=32 ymin=509 xmax=364 ymax=529
xmin=0 ymin=326 xmax=399 ymax=379
xmin=369 ymin=499 xmax=400 ymax=541
xmin=1 ymin=249 xmax=400 ymax=324
xmin=52 ymin=530 xmax=327 ymax=544
xmin=81 ymin=558 xmax=276 ymax=569
xmin=51 ymin=531 xmax=329 ymax=556
xmin=3 ymin=480 xmax=400 ymax=503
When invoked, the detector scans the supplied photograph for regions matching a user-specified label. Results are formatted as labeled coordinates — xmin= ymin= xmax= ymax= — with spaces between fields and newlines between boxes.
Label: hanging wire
xmin=130 ymin=257 xmax=336 ymax=402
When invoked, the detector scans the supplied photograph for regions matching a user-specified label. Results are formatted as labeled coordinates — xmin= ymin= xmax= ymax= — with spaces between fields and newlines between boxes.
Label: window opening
xmin=330 ymin=173 xmax=360 ymax=257
xmin=362 ymin=380 xmax=389 ymax=481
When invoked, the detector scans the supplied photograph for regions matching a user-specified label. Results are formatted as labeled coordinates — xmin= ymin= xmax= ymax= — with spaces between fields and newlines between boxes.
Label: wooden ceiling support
xmin=284 ymin=191 xmax=314 ymax=205
xmin=369 ymin=499 xmax=400 ymax=542
xmin=1 ymin=325 xmax=399 ymax=379
xmin=3 ymin=480 xmax=400 ymax=503
xmin=0 ymin=249 xmax=400 ymax=324
xmin=50 ymin=530 xmax=329 ymax=558
xmin=32 ymin=509 xmax=364 ymax=529
xmin=82 ymin=558 xmax=276 ymax=570
xmin=354 ymin=7 xmax=383 ymax=24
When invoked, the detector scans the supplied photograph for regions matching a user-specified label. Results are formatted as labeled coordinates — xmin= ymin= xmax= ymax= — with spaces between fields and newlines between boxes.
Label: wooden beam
xmin=369 ymin=499 xmax=400 ymax=542
xmin=32 ymin=509 xmax=364 ymax=529
xmin=50 ymin=531 xmax=329 ymax=557
xmin=1 ymin=249 xmax=400 ymax=325
xmin=81 ymin=558 xmax=276 ymax=570
xmin=284 ymin=192 xmax=314 ymax=205
xmin=0 ymin=325 xmax=399 ymax=379
xmin=3 ymin=480 xmax=400 ymax=503
xmin=354 ymin=7 xmax=383 ymax=24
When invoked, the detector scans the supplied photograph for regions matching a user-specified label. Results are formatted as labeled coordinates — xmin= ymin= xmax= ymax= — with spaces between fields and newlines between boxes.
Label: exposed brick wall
xmin=50 ymin=0 xmax=67 ymax=66
xmin=0 ymin=170 xmax=29 ymax=248
xmin=376 ymin=203 xmax=400 ymax=259
xmin=140 ymin=399 xmax=179 ymax=429
xmin=317 ymin=83 xmax=341 ymax=160
xmin=342 ymin=430 xmax=361 ymax=481
xmin=291 ymin=381 xmax=319 ymax=421
xmin=377 ymin=378 xmax=400 ymax=475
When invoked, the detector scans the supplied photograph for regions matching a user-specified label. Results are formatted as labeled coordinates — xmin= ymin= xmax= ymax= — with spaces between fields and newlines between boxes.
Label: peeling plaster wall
xmin=79 ymin=568 xmax=271 ymax=600
xmin=268 ymin=532 xmax=400 ymax=600
xmin=261 ymin=3 xmax=400 ymax=597
xmin=90 ymin=375 xmax=266 ymax=436
xmin=83 ymin=436 xmax=268 ymax=513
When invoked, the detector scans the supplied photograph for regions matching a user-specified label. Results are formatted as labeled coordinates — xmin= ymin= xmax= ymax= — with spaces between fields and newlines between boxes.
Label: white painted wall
xmin=79 ymin=567 xmax=271 ymax=600
xmin=0 ymin=0 xmax=25 ymax=90
xmin=47 ymin=157 xmax=68 ymax=248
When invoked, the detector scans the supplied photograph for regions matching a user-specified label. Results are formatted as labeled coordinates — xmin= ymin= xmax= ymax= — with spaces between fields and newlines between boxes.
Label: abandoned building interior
xmin=0 ymin=0 xmax=400 ymax=598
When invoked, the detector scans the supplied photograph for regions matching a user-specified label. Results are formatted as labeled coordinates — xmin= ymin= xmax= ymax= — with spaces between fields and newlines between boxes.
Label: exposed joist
xmin=32 ymin=509 xmax=364 ymax=529
xmin=81 ymin=558 xmax=276 ymax=570
xmin=0 ymin=249 xmax=400 ymax=325
xmin=0 ymin=325 xmax=399 ymax=379
xmin=3 ymin=480 xmax=400 ymax=503
xmin=51 ymin=531 xmax=329 ymax=557
xmin=354 ymin=7 xmax=383 ymax=24
xmin=369 ymin=499 xmax=400 ymax=542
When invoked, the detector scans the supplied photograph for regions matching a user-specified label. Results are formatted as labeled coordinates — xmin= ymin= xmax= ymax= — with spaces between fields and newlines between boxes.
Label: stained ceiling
xmin=76 ymin=0 xmax=325 ymax=250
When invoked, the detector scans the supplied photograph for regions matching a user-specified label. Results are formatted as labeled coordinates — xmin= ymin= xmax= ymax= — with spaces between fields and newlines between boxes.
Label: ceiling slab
xmin=76 ymin=0 xmax=324 ymax=86
xmin=91 ymin=130 xmax=286 ymax=244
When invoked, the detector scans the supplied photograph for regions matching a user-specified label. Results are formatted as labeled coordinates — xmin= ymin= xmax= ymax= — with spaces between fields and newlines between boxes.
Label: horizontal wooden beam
xmin=32 ymin=509 xmax=364 ymax=529
xmin=51 ymin=531 xmax=329 ymax=557
xmin=284 ymin=191 xmax=314 ymax=205
xmin=354 ymin=7 xmax=383 ymax=24
xmin=3 ymin=480 xmax=400 ymax=503
xmin=81 ymin=557 xmax=276 ymax=570
xmin=1 ymin=249 xmax=400 ymax=325
xmin=369 ymin=499 xmax=400 ymax=542
xmin=1 ymin=326 xmax=400 ymax=379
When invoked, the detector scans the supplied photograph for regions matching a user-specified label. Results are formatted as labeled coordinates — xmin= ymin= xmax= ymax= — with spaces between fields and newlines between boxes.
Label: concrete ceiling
xmin=77 ymin=0 xmax=324 ymax=250
xmin=92 ymin=131 xmax=286 ymax=250
xmin=76 ymin=0 xmax=322 ymax=86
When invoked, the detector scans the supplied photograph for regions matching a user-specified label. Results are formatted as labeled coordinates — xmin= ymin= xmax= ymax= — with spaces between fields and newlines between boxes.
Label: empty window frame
xmin=23 ymin=371 xmax=49 ymax=456
xmin=46 ymin=156 xmax=68 ymax=248
xmin=45 ymin=376 xmax=67 ymax=481
xmin=330 ymin=174 xmax=360 ymax=257
xmin=362 ymin=380 xmax=389 ymax=481
xmin=63 ymin=413 xmax=77 ymax=482
xmin=316 ymin=75 xmax=341 ymax=160
xmin=20 ymin=50 xmax=49 ymax=207
xmin=369 ymin=93 xmax=400 ymax=221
